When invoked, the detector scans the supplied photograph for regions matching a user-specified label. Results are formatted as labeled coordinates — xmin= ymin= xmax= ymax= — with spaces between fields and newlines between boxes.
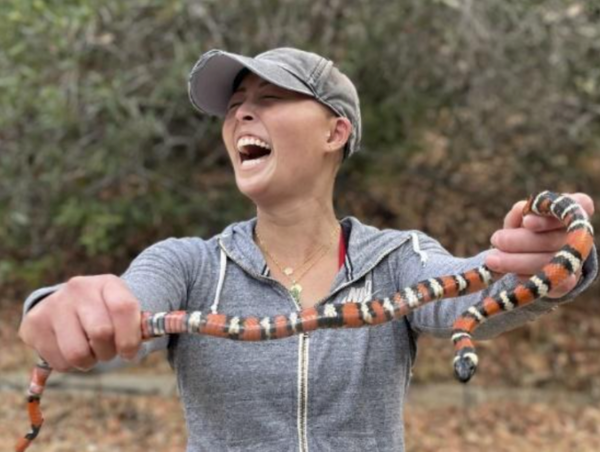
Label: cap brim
xmin=188 ymin=50 xmax=315 ymax=117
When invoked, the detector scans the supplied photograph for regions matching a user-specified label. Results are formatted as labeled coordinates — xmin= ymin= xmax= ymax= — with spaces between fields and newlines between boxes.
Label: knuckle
xmin=119 ymin=341 xmax=140 ymax=358
xmin=18 ymin=325 xmax=35 ymax=345
xmin=67 ymin=275 xmax=89 ymax=289
xmin=87 ymin=323 xmax=115 ymax=342
xmin=22 ymin=306 xmax=42 ymax=328
xmin=20 ymin=312 xmax=49 ymax=345
xmin=64 ymin=345 xmax=93 ymax=367
xmin=110 ymin=297 xmax=139 ymax=316
xmin=102 ymin=274 xmax=122 ymax=286
xmin=67 ymin=274 xmax=115 ymax=292
xmin=17 ymin=326 xmax=27 ymax=343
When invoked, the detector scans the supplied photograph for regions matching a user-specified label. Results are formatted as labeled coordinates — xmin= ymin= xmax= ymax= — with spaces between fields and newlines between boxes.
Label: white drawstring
xmin=410 ymin=232 xmax=429 ymax=266
xmin=210 ymin=246 xmax=227 ymax=314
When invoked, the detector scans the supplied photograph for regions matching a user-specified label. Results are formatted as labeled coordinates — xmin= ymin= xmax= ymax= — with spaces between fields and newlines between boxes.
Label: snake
xmin=16 ymin=191 xmax=595 ymax=451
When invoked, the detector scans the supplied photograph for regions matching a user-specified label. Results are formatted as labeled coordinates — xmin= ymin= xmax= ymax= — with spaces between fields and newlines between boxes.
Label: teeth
xmin=236 ymin=136 xmax=272 ymax=153
xmin=240 ymin=157 xmax=268 ymax=169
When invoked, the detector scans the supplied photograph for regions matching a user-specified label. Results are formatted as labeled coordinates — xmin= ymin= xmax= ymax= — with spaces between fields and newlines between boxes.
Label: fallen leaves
xmin=405 ymin=399 xmax=600 ymax=452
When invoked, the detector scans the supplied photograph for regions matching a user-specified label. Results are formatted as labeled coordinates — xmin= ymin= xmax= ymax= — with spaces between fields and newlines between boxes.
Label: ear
xmin=325 ymin=117 xmax=352 ymax=155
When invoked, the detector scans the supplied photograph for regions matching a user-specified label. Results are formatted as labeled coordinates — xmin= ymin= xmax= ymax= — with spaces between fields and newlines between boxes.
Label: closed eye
xmin=227 ymin=100 xmax=241 ymax=110
xmin=226 ymin=93 xmax=283 ymax=111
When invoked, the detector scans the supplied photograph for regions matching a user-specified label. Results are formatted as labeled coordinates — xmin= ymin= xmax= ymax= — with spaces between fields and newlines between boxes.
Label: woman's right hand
xmin=18 ymin=275 xmax=142 ymax=372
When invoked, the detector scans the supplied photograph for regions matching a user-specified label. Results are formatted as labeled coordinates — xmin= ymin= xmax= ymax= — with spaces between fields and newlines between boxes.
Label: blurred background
xmin=1 ymin=0 xmax=599 ymax=450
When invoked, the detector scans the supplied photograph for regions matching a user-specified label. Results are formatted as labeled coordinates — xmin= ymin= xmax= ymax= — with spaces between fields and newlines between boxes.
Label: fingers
xmin=522 ymin=215 xmax=568 ymax=232
xmin=19 ymin=307 xmax=71 ymax=372
xmin=55 ymin=308 xmax=96 ymax=371
xmin=36 ymin=337 xmax=71 ymax=372
xmin=569 ymin=192 xmax=595 ymax=216
xmin=525 ymin=192 xmax=595 ymax=231
xmin=487 ymin=250 xmax=581 ymax=301
xmin=490 ymin=191 xmax=594 ymax=292
xmin=485 ymin=250 xmax=555 ymax=275
xmin=77 ymin=296 xmax=117 ymax=362
xmin=505 ymin=192 xmax=595 ymax=232
xmin=503 ymin=200 xmax=526 ymax=229
xmin=491 ymin=228 xmax=566 ymax=253
xmin=19 ymin=274 xmax=141 ymax=373
xmin=102 ymin=278 xmax=141 ymax=360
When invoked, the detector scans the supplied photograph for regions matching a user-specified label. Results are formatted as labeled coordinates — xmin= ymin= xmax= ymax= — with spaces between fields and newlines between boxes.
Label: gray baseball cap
xmin=188 ymin=47 xmax=361 ymax=158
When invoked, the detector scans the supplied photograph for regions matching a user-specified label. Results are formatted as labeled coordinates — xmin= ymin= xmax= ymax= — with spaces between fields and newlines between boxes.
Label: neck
xmin=255 ymin=197 xmax=339 ymax=266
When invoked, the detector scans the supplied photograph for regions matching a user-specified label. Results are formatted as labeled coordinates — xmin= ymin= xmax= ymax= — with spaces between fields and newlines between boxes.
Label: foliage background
xmin=1 ymin=0 xmax=599 ymax=287
xmin=1 ymin=0 xmax=600 ymax=387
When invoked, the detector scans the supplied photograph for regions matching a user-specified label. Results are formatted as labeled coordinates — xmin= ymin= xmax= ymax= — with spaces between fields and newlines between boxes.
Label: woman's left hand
xmin=485 ymin=192 xmax=595 ymax=299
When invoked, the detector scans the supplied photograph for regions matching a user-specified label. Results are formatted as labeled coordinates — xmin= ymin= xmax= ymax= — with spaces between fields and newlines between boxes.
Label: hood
xmin=217 ymin=216 xmax=416 ymax=289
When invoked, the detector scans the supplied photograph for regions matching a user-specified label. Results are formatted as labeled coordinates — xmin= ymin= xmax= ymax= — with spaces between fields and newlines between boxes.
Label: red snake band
xmin=140 ymin=265 xmax=493 ymax=341
xmin=16 ymin=191 xmax=595 ymax=451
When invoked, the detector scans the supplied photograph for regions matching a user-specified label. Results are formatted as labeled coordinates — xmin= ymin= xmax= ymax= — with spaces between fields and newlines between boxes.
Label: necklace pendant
xmin=290 ymin=284 xmax=302 ymax=300
xmin=283 ymin=267 xmax=294 ymax=276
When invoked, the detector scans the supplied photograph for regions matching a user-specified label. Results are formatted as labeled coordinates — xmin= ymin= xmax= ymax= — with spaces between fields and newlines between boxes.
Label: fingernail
xmin=490 ymin=231 xmax=500 ymax=247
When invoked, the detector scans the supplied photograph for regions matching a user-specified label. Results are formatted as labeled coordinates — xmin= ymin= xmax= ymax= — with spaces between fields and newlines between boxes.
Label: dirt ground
xmin=2 ymin=385 xmax=600 ymax=452
xmin=2 ymin=298 xmax=600 ymax=452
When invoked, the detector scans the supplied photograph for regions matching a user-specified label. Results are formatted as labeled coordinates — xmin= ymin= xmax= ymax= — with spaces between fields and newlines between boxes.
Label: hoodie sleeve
xmin=392 ymin=231 xmax=598 ymax=340
xmin=120 ymin=237 xmax=207 ymax=312
xmin=21 ymin=237 xmax=212 ymax=360
xmin=120 ymin=237 xmax=212 ymax=358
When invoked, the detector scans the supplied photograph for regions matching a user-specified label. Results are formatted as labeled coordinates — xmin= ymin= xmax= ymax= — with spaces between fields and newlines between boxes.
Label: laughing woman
xmin=20 ymin=48 xmax=597 ymax=451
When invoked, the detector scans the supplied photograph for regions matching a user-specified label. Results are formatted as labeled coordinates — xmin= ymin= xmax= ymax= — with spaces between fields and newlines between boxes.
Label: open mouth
xmin=237 ymin=136 xmax=272 ymax=164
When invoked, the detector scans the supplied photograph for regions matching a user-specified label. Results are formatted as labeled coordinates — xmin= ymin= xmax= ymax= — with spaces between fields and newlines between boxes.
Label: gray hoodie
xmin=24 ymin=217 xmax=598 ymax=452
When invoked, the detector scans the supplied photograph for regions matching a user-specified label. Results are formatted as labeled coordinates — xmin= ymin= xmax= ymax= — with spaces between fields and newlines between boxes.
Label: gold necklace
xmin=257 ymin=231 xmax=329 ymax=278
xmin=255 ymin=224 xmax=340 ymax=301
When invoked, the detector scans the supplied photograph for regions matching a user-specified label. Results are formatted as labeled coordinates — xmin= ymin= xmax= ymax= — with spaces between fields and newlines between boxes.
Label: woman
xmin=20 ymin=48 xmax=597 ymax=451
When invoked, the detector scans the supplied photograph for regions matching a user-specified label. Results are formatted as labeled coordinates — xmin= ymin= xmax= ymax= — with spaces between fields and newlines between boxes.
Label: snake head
xmin=453 ymin=354 xmax=478 ymax=383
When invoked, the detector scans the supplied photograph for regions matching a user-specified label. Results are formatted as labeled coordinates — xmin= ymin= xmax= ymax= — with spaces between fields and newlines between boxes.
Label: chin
xmin=233 ymin=162 xmax=280 ymax=202
xmin=234 ymin=176 xmax=269 ymax=202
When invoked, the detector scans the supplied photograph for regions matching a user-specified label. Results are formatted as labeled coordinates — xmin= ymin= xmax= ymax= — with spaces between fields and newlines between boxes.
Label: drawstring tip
xmin=411 ymin=232 xmax=429 ymax=266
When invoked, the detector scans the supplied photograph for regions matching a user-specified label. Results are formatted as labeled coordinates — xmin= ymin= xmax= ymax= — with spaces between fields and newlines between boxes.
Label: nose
xmin=234 ymin=100 xmax=255 ymax=122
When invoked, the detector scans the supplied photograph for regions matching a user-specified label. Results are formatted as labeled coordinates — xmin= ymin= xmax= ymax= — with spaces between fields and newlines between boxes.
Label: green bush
xmin=0 ymin=0 xmax=598 ymax=293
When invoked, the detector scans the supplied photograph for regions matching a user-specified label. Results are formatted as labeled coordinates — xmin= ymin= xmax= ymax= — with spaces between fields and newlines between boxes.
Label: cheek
xmin=221 ymin=121 xmax=231 ymax=144
xmin=221 ymin=122 xmax=236 ymax=157
xmin=270 ymin=112 xmax=327 ymax=158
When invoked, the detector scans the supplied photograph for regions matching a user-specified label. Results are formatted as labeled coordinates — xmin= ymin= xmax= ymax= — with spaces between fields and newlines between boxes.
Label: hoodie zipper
xmin=297 ymin=332 xmax=309 ymax=452
xmin=279 ymin=282 xmax=310 ymax=452
xmin=218 ymin=235 xmax=411 ymax=452
xmin=218 ymin=239 xmax=311 ymax=451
